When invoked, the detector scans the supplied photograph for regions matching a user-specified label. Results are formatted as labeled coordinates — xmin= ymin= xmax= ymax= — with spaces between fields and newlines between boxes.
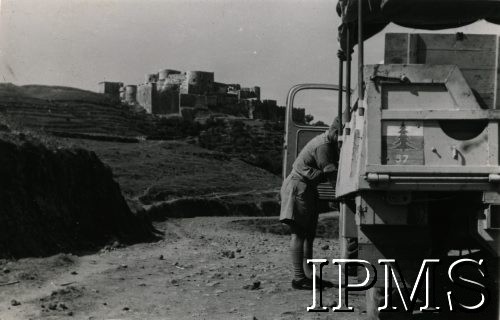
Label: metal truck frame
xmin=282 ymin=1 xmax=500 ymax=318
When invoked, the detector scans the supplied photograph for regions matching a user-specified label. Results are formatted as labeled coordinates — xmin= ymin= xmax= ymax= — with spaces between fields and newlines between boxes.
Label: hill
xmin=198 ymin=117 xmax=284 ymax=175
xmin=0 ymin=83 xmax=284 ymax=219
xmin=0 ymin=83 xmax=286 ymax=175
xmin=58 ymin=138 xmax=281 ymax=219
xmin=0 ymin=83 xmax=155 ymax=137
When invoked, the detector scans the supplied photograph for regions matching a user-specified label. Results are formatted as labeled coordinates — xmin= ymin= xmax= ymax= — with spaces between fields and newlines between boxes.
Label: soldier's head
xmin=327 ymin=117 xmax=340 ymax=142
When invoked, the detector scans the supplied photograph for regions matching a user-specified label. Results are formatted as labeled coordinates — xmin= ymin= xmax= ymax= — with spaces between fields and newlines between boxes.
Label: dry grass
xmin=0 ymin=83 xmax=154 ymax=137
xmin=58 ymin=138 xmax=281 ymax=210
xmin=0 ymin=83 xmax=283 ymax=217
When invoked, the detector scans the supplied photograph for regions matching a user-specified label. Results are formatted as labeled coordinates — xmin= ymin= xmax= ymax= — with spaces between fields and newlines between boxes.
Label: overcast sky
xmin=1 ymin=0 xmax=500 ymax=106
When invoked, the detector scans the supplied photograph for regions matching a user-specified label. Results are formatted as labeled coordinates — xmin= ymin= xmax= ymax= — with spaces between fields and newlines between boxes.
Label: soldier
xmin=280 ymin=119 xmax=339 ymax=290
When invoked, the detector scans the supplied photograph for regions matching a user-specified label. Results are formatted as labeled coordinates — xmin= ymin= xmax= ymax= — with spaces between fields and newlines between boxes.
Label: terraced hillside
xmin=199 ymin=118 xmax=284 ymax=175
xmin=59 ymin=138 xmax=281 ymax=219
xmin=0 ymin=83 xmax=286 ymax=176
xmin=0 ymin=83 xmax=155 ymax=137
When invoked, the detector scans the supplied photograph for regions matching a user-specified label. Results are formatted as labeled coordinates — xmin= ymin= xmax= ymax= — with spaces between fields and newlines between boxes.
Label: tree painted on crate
xmin=392 ymin=121 xmax=415 ymax=151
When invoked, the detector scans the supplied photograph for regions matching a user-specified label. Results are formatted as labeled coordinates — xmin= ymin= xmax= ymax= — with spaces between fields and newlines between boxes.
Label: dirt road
xmin=0 ymin=214 xmax=364 ymax=320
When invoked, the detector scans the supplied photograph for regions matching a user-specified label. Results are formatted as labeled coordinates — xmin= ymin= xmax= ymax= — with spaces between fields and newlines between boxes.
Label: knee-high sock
xmin=303 ymin=237 xmax=314 ymax=279
xmin=290 ymin=234 xmax=306 ymax=280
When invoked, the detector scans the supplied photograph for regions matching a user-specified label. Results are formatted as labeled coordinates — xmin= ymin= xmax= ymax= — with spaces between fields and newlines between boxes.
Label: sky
xmin=1 ymin=0 xmax=500 ymax=109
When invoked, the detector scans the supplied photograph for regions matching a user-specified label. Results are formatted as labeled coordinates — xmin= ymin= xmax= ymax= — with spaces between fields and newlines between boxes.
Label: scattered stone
xmin=243 ymin=281 xmax=261 ymax=290
xmin=118 ymin=264 xmax=128 ymax=269
xmin=328 ymin=300 xmax=338 ymax=308
xmin=123 ymin=307 xmax=130 ymax=311
xmin=59 ymin=303 xmax=68 ymax=310
xmin=206 ymin=281 xmax=220 ymax=287
xmin=214 ymin=289 xmax=225 ymax=294
xmin=159 ymin=255 xmax=164 ymax=260
xmin=10 ymin=299 xmax=21 ymax=306
xmin=321 ymin=244 xmax=329 ymax=250
xmin=221 ymin=250 xmax=235 ymax=259
xmin=67 ymin=311 xmax=74 ymax=316
xmin=18 ymin=272 xmax=36 ymax=280
xmin=171 ymin=279 xmax=179 ymax=286
xmin=71 ymin=271 xmax=78 ymax=275
xmin=236 ymin=248 xmax=242 ymax=253
xmin=3 ymin=268 xmax=10 ymax=274
xmin=48 ymin=303 xmax=58 ymax=310
xmin=210 ymin=273 xmax=224 ymax=280
xmin=263 ymin=284 xmax=279 ymax=294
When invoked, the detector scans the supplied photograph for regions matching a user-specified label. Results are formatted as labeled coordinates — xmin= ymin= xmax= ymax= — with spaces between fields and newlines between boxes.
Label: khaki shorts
xmin=279 ymin=174 xmax=319 ymax=237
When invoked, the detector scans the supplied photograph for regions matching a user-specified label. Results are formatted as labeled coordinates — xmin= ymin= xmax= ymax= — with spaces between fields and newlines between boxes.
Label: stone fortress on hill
xmin=98 ymin=68 xmax=306 ymax=123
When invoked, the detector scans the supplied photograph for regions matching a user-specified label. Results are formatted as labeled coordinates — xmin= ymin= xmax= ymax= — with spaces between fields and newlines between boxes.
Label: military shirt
xmin=292 ymin=131 xmax=338 ymax=185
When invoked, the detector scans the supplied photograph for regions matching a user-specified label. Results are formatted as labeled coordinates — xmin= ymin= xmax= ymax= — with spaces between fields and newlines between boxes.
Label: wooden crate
xmin=385 ymin=33 xmax=500 ymax=109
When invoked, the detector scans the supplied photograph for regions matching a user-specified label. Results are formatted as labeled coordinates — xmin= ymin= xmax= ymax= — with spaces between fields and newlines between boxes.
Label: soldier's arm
xmin=303 ymin=167 xmax=325 ymax=182
xmin=316 ymin=144 xmax=337 ymax=173
xmin=315 ymin=144 xmax=338 ymax=185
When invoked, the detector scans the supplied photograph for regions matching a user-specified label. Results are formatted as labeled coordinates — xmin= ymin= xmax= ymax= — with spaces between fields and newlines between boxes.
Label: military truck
xmin=283 ymin=1 xmax=500 ymax=318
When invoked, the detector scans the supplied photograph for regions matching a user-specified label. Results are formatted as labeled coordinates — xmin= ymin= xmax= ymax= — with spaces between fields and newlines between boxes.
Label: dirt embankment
xmin=0 ymin=133 xmax=155 ymax=259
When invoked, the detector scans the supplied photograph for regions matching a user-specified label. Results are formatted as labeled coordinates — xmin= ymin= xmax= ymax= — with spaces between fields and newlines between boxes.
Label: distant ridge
xmin=0 ymin=83 xmax=155 ymax=137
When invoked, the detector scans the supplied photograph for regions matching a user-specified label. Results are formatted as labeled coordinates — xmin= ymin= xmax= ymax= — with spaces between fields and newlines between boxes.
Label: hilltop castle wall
xmin=99 ymin=81 xmax=123 ymax=100
xmin=137 ymin=83 xmax=157 ymax=113
xmin=180 ymin=93 xmax=207 ymax=109
xmin=158 ymin=69 xmax=181 ymax=80
xmin=99 ymin=68 xmax=296 ymax=122
xmin=124 ymin=85 xmax=137 ymax=105
xmin=238 ymin=86 xmax=260 ymax=100
xmin=157 ymin=84 xmax=180 ymax=114
xmin=181 ymin=71 xmax=214 ymax=95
